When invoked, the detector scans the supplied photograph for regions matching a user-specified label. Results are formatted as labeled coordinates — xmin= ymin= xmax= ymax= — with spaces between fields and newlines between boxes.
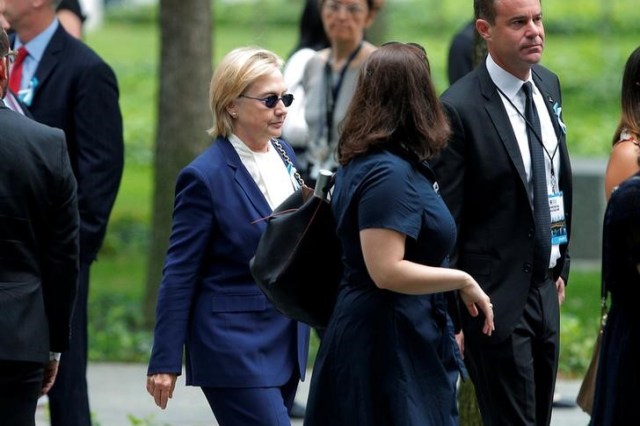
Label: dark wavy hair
xmin=475 ymin=0 xmax=544 ymax=23
xmin=337 ymin=42 xmax=450 ymax=165
xmin=612 ymin=46 xmax=640 ymax=145
xmin=290 ymin=0 xmax=330 ymax=56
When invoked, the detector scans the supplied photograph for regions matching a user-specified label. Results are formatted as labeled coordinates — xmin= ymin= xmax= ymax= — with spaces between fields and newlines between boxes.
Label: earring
xmin=231 ymin=112 xmax=238 ymax=118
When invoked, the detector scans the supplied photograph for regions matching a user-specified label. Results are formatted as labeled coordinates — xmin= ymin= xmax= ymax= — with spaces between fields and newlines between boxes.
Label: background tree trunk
xmin=143 ymin=0 xmax=213 ymax=326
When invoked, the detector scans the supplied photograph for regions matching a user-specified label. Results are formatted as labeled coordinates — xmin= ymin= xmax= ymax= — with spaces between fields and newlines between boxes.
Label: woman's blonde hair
xmin=208 ymin=46 xmax=283 ymax=137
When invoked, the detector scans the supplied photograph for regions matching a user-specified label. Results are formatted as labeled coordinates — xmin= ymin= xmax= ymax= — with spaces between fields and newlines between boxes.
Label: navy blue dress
xmin=304 ymin=149 xmax=465 ymax=426
xmin=592 ymin=173 xmax=640 ymax=425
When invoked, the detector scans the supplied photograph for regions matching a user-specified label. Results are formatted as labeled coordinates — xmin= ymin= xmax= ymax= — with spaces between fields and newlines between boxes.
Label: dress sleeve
xmin=357 ymin=161 xmax=422 ymax=240
xmin=607 ymin=176 xmax=640 ymax=272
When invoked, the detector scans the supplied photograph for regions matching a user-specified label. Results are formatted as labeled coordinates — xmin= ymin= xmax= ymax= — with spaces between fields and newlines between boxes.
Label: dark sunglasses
xmin=240 ymin=93 xmax=294 ymax=108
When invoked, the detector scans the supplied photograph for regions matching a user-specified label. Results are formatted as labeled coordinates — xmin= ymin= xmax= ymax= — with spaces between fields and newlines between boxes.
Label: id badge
xmin=549 ymin=192 xmax=568 ymax=245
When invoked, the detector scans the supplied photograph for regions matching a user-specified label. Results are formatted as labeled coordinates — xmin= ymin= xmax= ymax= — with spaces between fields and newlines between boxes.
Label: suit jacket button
xmin=528 ymin=228 xmax=534 ymax=238
xmin=523 ymin=263 xmax=532 ymax=273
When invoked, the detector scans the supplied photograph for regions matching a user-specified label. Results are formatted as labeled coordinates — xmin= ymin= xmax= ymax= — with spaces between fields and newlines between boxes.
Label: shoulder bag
xmin=250 ymin=141 xmax=342 ymax=328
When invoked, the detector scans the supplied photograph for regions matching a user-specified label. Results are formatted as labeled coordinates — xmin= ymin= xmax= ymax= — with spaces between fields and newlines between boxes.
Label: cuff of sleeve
xmin=49 ymin=352 xmax=61 ymax=362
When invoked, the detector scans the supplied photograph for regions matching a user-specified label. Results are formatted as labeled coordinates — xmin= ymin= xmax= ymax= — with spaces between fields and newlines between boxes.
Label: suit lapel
xmin=532 ymin=70 xmax=564 ymax=143
xmin=216 ymin=138 xmax=272 ymax=219
xmin=31 ymin=26 xmax=66 ymax=105
xmin=477 ymin=66 xmax=530 ymax=198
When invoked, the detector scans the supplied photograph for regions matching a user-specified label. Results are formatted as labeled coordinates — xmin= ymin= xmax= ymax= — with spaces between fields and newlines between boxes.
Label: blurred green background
xmin=85 ymin=0 xmax=637 ymax=377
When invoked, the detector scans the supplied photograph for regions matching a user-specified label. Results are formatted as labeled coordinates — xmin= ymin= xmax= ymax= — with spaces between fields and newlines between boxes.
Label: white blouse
xmin=229 ymin=134 xmax=297 ymax=209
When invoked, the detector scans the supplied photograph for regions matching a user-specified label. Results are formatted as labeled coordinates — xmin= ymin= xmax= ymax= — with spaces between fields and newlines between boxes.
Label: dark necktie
xmin=522 ymin=81 xmax=551 ymax=280
xmin=9 ymin=46 xmax=28 ymax=95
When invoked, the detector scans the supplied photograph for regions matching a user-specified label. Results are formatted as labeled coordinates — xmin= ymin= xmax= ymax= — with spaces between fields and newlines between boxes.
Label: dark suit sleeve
xmin=560 ymin=251 xmax=570 ymax=285
xmin=447 ymin=22 xmax=475 ymax=85
xmin=434 ymin=102 xmax=468 ymax=332
xmin=74 ymin=60 xmax=124 ymax=262
xmin=434 ymin=101 xmax=467 ymax=266
xmin=148 ymin=167 xmax=214 ymax=375
xmin=43 ymin=131 xmax=80 ymax=352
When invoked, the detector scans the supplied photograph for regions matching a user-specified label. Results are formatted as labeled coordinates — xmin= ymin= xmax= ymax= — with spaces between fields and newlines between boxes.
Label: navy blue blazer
xmin=12 ymin=24 xmax=124 ymax=263
xmin=148 ymin=137 xmax=310 ymax=388
xmin=434 ymin=63 xmax=572 ymax=342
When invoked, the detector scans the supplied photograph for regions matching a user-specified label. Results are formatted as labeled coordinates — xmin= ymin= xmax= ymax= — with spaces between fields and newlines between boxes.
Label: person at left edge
xmin=4 ymin=1 xmax=125 ymax=425
xmin=0 ymin=27 xmax=79 ymax=426
xmin=146 ymin=46 xmax=310 ymax=426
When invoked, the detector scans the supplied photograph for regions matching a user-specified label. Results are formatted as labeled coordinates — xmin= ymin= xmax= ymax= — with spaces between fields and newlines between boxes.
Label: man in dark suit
xmin=447 ymin=20 xmax=475 ymax=85
xmin=0 ymin=27 xmax=79 ymax=426
xmin=433 ymin=0 xmax=572 ymax=424
xmin=4 ymin=1 xmax=124 ymax=424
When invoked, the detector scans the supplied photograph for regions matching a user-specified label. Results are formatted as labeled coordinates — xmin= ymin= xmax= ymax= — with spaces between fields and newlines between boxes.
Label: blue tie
xmin=523 ymin=82 xmax=551 ymax=280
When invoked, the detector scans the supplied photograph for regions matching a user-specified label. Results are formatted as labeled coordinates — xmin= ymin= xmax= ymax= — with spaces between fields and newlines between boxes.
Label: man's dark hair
xmin=474 ymin=0 xmax=497 ymax=23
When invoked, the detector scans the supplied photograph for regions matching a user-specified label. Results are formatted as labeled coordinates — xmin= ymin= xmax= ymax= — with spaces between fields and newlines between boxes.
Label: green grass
xmin=82 ymin=1 xmax=634 ymax=374
xmin=559 ymin=268 xmax=602 ymax=377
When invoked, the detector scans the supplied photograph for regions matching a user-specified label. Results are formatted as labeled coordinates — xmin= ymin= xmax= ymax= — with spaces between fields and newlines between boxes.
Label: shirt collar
xmin=14 ymin=19 xmax=59 ymax=63
xmin=486 ymin=54 xmax=536 ymax=102
xmin=229 ymin=133 xmax=253 ymax=157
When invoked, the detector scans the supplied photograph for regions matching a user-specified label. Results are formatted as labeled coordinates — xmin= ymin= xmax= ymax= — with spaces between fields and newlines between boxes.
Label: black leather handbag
xmin=250 ymin=144 xmax=342 ymax=328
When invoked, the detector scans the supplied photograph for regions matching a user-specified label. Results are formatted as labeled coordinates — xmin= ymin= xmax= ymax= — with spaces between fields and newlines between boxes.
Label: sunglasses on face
xmin=240 ymin=93 xmax=294 ymax=108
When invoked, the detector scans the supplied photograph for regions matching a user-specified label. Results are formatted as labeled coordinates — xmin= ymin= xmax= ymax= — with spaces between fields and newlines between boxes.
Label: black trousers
xmin=0 ymin=360 xmax=45 ymax=426
xmin=48 ymin=262 xmax=91 ymax=426
xmin=464 ymin=278 xmax=560 ymax=426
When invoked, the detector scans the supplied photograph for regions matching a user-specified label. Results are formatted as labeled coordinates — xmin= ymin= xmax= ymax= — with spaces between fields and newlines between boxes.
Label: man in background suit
xmin=4 ymin=0 xmax=124 ymax=424
xmin=0 ymin=27 xmax=79 ymax=426
xmin=433 ymin=0 xmax=572 ymax=424
xmin=447 ymin=20 xmax=475 ymax=85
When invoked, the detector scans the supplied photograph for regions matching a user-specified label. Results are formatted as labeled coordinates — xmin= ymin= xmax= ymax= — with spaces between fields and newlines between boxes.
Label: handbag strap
xmin=271 ymin=138 xmax=305 ymax=188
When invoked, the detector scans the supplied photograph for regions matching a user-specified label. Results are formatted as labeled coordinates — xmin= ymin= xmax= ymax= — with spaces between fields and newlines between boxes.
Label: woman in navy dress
xmin=592 ymin=172 xmax=640 ymax=424
xmin=592 ymin=46 xmax=640 ymax=424
xmin=304 ymin=43 xmax=495 ymax=426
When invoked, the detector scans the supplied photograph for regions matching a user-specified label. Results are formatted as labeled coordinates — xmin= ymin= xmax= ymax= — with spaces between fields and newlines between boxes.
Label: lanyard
xmin=323 ymin=42 xmax=363 ymax=146
xmin=497 ymin=86 xmax=560 ymax=192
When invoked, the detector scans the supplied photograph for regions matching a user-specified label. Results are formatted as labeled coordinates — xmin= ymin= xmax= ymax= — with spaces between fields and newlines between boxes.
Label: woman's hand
xmin=458 ymin=274 xmax=495 ymax=336
xmin=146 ymin=373 xmax=178 ymax=409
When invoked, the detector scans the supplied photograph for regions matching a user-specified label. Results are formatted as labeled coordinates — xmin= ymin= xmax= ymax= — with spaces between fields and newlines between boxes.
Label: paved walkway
xmin=35 ymin=363 xmax=589 ymax=425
